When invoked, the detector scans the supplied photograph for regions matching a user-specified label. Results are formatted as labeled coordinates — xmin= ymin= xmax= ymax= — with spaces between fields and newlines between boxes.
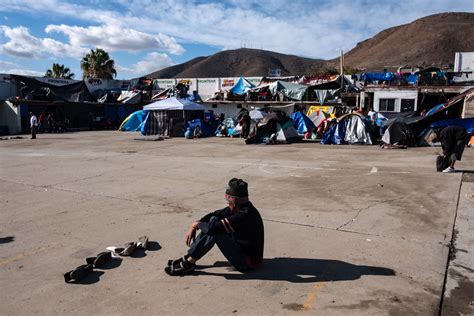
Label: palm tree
xmin=80 ymin=48 xmax=117 ymax=80
xmin=44 ymin=63 xmax=75 ymax=79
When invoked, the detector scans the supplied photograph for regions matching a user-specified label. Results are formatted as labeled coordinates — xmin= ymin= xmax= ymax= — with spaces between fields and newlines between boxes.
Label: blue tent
xmin=290 ymin=112 xmax=316 ymax=135
xmin=427 ymin=118 xmax=474 ymax=134
xmin=119 ymin=110 xmax=148 ymax=131
xmin=229 ymin=77 xmax=255 ymax=95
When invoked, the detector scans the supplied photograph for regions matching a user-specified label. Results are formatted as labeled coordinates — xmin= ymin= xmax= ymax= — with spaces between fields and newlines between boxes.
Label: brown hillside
xmin=146 ymin=48 xmax=325 ymax=78
xmin=339 ymin=12 xmax=474 ymax=71
xmin=145 ymin=12 xmax=474 ymax=78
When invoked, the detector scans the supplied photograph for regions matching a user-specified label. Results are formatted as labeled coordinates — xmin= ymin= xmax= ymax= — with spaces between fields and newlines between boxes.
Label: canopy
xmin=229 ymin=77 xmax=255 ymax=95
xmin=143 ymin=97 xmax=204 ymax=111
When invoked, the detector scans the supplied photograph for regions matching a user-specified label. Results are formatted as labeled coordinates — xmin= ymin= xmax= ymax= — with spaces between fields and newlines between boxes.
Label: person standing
xmin=30 ymin=112 xmax=38 ymax=139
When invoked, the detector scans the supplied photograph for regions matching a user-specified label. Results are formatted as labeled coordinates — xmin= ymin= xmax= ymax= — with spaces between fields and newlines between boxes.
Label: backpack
xmin=436 ymin=155 xmax=451 ymax=172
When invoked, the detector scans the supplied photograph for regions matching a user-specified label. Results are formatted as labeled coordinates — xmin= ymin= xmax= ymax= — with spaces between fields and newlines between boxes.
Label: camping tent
xmin=249 ymin=109 xmax=268 ymax=121
xmin=119 ymin=110 xmax=148 ymax=131
xmin=381 ymin=120 xmax=417 ymax=147
xmin=290 ymin=112 xmax=316 ymax=135
xmin=141 ymin=97 xmax=204 ymax=136
xmin=245 ymin=112 xmax=299 ymax=144
xmin=321 ymin=113 xmax=372 ymax=145
xmin=229 ymin=77 xmax=255 ymax=95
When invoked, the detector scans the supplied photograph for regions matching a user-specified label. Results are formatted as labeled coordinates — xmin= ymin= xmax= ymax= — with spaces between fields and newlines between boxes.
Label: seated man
xmin=165 ymin=178 xmax=264 ymax=276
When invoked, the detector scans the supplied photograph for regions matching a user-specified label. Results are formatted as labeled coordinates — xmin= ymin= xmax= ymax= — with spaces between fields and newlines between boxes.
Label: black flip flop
xmin=64 ymin=264 xmax=93 ymax=283
xmin=86 ymin=252 xmax=112 ymax=268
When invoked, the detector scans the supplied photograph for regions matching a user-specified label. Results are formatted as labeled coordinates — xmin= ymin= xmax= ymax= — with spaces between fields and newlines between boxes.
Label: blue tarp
xmin=425 ymin=103 xmax=445 ymax=117
xmin=427 ymin=118 xmax=474 ymax=134
xmin=184 ymin=118 xmax=214 ymax=137
xmin=361 ymin=72 xmax=396 ymax=82
xmin=320 ymin=122 xmax=345 ymax=145
xmin=120 ymin=110 xmax=148 ymax=131
xmin=407 ymin=74 xmax=418 ymax=85
xmin=230 ymin=77 xmax=255 ymax=95
xmin=290 ymin=112 xmax=316 ymax=135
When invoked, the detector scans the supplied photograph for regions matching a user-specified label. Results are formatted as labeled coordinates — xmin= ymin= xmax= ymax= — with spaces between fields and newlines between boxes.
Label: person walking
xmin=30 ymin=112 xmax=38 ymax=139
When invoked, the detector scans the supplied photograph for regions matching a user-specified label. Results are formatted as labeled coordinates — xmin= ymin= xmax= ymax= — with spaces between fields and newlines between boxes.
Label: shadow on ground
xmin=0 ymin=236 xmax=15 ymax=244
xmin=194 ymin=257 xmax=396 ymax=283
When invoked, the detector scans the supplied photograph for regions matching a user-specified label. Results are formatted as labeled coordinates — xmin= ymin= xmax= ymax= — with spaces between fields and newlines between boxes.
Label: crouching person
xmin=165 ymin=178 xmax=264 ymax=276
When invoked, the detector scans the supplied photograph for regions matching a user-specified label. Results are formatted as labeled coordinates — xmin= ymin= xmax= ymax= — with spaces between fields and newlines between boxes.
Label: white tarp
xmin=143 ymin=97 xmax=204 ymax=111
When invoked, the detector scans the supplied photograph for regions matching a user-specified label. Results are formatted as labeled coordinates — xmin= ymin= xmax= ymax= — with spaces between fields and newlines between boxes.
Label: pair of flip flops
xmin=64 ymin=252 xmax=112 ymax=283
xmin=106 ymin=236 xmax=149 ymax=258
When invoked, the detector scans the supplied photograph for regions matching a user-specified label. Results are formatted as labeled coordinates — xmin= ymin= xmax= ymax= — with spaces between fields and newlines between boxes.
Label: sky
xmin=0 ymin=0 xmax=472 ymax=80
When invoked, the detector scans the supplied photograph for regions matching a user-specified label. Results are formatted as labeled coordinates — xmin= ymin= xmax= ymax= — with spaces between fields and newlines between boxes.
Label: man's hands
xmin=185 ymin=221 xmax=200 ymax=246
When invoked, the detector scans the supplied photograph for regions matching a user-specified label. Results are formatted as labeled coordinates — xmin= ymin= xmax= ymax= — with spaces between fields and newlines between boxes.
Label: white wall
xmin=373 ymin=90 xmax=418 ymax=112
xmin=197 ymin=78 xmax=219 ymax=101
xmin=154 ymin=79 xmax=176 ymax=90
xmin=0 ymin=101 xmax=21 ymax=134
xmin=454 ymin=52 xmax=474 ymax=72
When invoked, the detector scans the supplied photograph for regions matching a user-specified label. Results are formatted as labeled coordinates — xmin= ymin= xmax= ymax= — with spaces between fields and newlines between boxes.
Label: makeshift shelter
xmin=229 ymin=77 xmax=255 ymax=95
xmin=266 ymin=81 xmax=307 ymax=101
xmin=246 ymin=112 xmax=299 ymax=144
xmin=418 ymin=118 xmax=474 ymax=146
xmin=381 ymin=120 xmax=417 ymax=148
xmin=308 ymin=110 xmax=331 ymax=128
xmin=119 ymin=110 xmax=148 ymax=131
xmin=321 ymin=113 xmax=372 ymax=145
xmin=249 ymin=109 xmax=268 ymax=122
xmin=117 ymin=91 xmax=142 ymax=104
xmin=11 ymin=74 xmax=93 ymax=102
xmin=290 ymin=112 xmax=316 ymax=135
xmin=141 ymin=97 xmax=204 ymax=136
xmin=184 ymin=118 xmax=214 ymax=138
xmin=306 ymin=76 xmax=353 ymax=104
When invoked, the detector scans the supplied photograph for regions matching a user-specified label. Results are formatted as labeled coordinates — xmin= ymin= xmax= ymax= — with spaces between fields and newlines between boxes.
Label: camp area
xmin=1 ymin=131 xmax=473 ymax=315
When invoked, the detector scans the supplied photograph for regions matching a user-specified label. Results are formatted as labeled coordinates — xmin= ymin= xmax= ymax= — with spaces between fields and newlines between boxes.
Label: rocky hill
xmin=146 ymin=12 xmax=474 ymax=78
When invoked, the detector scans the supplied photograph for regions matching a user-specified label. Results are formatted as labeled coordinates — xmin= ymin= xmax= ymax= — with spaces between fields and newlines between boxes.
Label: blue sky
xmin=0 ymin=0 xmax=472 ymax=79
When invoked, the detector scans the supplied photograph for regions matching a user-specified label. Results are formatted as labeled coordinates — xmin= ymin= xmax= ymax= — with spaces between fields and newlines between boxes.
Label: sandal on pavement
xmin=64 ymin=264 xmax=93 ymax=283
xmin=86 ymin=252 xmax=112 ymax=268
xmin=164 ymin=260 xmax=195 ymax=276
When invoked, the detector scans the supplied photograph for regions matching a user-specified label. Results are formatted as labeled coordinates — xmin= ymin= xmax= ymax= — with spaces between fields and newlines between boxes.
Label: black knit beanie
xmin=225 ymin=178 xmax=249 ymax=205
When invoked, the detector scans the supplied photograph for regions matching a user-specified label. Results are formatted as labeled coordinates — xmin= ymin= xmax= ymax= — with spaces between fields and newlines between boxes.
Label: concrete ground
xmin=0 ymin=131 xmax=472 ymax=315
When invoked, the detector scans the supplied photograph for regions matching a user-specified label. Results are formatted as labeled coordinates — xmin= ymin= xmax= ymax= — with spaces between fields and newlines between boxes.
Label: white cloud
xmin=117 ymin=52 xmax=174 ymax=75
xmin=0 ymin=25 xmax=88 ymax=59
xmin=45 ymin=23 xmax=184 ymax=55
xmin=0 ymin=0 xmax=472 ymax=71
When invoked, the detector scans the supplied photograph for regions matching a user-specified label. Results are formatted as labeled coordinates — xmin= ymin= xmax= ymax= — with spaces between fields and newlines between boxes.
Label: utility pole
xmin=340 ymin=49 xmax=344 ymax=91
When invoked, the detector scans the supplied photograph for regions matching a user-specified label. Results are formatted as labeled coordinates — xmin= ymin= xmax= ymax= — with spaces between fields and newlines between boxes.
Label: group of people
xmin=29 ymin=111 xmax=69 ymax=139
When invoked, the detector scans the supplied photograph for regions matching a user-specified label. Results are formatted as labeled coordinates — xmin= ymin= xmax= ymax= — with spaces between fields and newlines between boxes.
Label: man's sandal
xmin=64 ymin=264 xmax=93 ymax=283
xmin=164 ymin=260 xmax=195 ymax=276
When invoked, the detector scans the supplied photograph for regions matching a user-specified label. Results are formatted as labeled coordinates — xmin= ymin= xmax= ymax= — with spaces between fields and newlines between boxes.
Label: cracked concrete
xmin=0 ymin=131 xmax=472 ymax=315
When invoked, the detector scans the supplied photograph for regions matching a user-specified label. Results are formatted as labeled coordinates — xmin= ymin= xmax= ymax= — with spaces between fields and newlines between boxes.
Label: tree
xmin=80 ymin=48 xmax=117 ymax=80
xmin=44 ymin=63 xmax=75 ymax=79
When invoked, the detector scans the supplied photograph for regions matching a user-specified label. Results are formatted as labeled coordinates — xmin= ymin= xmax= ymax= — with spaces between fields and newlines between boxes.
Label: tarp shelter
xmin=306 ymin=75 xmax=353 ymax=104
xmin=381 ymin=120 xmax=417 ymax=147
xmin=308 ymin=110 xmax=331 ymax=128
xmin=267 ymin=81 xmax=307 ymax=101
xmin=11 ymin=74 xmax=93 ymax=102
xmin=249 ymin=109 xmax=268 ymax=121
xmin=290 ymin=112 xmax=316 ymax=135
xmin=184 ymin=118 xmax=214 ymax=138
xmin=419 ymin=118 xmax=474 ymax=146
xmin=361 ymin=72 xmax=396 ymax=83
xmin=119 ymin=110 xmax=148 ymax=131
xmin=321 ymin=113 xmax=372 ymax=145
xmin=117 ymin=91 xmax=142 ymax=104
xmin=229 ymin=77 xmax=255 ymax=95
xmin=141 ymin=97 xmax=204 ymax=136
xmin=246 ymin=112 xmax=299 ymax=144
